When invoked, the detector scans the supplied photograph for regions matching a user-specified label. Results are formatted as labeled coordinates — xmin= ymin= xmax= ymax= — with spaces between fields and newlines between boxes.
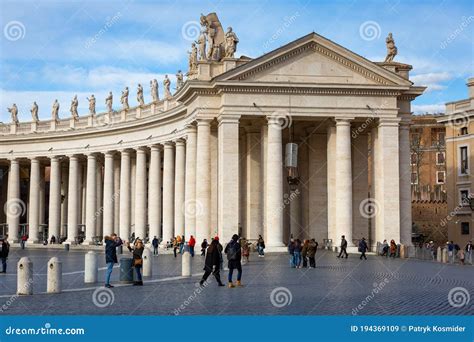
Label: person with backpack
xmin=199 ymin=239 xmax=225 ymax=287
xmin=257 ymin=235 xmax=265 ymax=257
xmin=225 ymin=234 xmax=243 ymax=288
xmin=0 ymin=235 xmax=10 ymax=273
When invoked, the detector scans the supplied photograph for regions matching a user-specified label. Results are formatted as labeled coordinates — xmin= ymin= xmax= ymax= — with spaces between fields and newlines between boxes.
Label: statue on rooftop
xmin=150 ymin=79 xmax=159 ymax=102
xmin=176 ymin=70 xmax=184 ymax=90
xmin=224 ymin=27 xmax=239 ymax=58
xmin=105 ymin=92 xmax=113 ymax=112
xmin=188 ymin=42 xmax=198 ymax=74
xmin=87 ymin=95 xmax=96 ymax=115
xmin=197 ymin=30 xmax=207 ymax=61
xmin=31 ymin=101 xmax=39 ymax=122
xmin=137 ymin=84 xmax=145 ymax=106
xmin=384 ymin=32 xmax=397 ymax=63
xmin=8 ymin=104 xmax=18 ymax=124
xmin=163 ymin=75 xmax=171 ymax=99
xmin=70 ymin=95 xmax=79 ymax=120
xmin=52 ymin=99 xmax=60 ymax=122
xmin=121 ymin=87 xmax=129 ymax=110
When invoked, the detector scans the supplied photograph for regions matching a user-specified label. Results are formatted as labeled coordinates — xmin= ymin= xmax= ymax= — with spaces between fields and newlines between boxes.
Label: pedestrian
xmin=447 ymin=241 xmax=454 ymax=263
xmin=199 ymin=239 xmax=225 ymax=286
xmin=337 ymin=235 xmax=348 ymax=258
xmin=257 ymin=235 xmax=265 ymax=257
xmin=179 ymin=235 xmax=185 ymax=254
xmin=288 ymin=239 xmax=295 ymax=267
xmin=380 ymin=239 xmax=389 ymax=257
xmin=465 ymin=241 xmax=473 ymax=264
xmin=241 ymin=237 xmax=250 ymax=263
xmin=20 ymin=234 xmax=27 ymax=250
xmin=389 ymin=239 xmax=397 ymax=258
xmin=189 ymin=235 xmax=196 ymax=257
xmin=359 ymin=237 xmax=368 ymax=260
xmin=294 ymin=239 xmax=302 ymax=268
xmin=50 ymin=235 xmax=56 ymax=244
xmin=458 ymin=248 xmax=465 ymax=265
xmin=216 ymin=237 xmax=224 ymax=270
xmin=307 ymin=239 xmax=318 ymax=268
xmin=173 ymin=237 xmax=179 ymax=258
xmin=0 ymin=235 xmax=10 ymax=274
xmin=152 ymin=236 xmax=159 ymax=255
xmin=127 ymin=238 xmax=144 ymax=286
xmin=201 ymin=238 xmax=208 ymax=256
xmin=302 ymin=240 xmax=309 ymax=268
xmin=225 ymin=234 xmax=243 ymax=287
xmin=104 ymin=233 xmax=123 ymax=288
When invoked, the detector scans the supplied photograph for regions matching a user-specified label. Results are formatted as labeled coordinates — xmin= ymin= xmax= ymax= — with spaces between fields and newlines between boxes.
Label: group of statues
xmin=187 ymin=13 xmax=239 ymax=76
xmin=7 ymin=75 xmax=183 ymax=124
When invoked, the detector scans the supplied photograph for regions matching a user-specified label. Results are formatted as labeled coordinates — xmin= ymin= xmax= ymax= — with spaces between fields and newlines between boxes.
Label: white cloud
xmin=411 ymin=72 xmax=453 ymax=93
xmin=412 ymin=103 xmax=446 ymax=114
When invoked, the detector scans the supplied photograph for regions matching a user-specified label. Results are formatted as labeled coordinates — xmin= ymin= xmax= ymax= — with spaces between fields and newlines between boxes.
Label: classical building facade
xmin=0 ymin=19 xmax=424 ymax=249
xmin=437 ymin=78 xmax=474 ymax=246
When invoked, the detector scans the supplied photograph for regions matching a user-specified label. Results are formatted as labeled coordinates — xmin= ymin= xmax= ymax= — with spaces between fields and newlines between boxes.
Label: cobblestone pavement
xmin=0 ymin=247 xmax=473 ymax=315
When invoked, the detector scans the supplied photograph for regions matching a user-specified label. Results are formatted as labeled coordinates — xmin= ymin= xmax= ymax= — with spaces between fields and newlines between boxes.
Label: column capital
xmin=149 ymin=144 xmax=163 ymax=152
xmin=196 ymin=118 xmax=213 ymax=126
xmin=335 ymin=117 xmax=354 ymax=126
xmin=217 ymin=114 xmax=241 ymax=125
xmin=104 ymin=151 xmax=116 ymax=158
xmin=378 ymin=117 xmax=401 ymax=127
xmin=86 ymin=152 xmax=98 ymax=159
xmin=185 ymin=122 xmax=197 ymax=132
xmin=174 ymin=138 xmax=186 ymax=146
xmin=135 ymin=146 xmax=148 ymax=153
xmin=9 ymin=158 xmax=19 ymax=163
xmin=30 ymin=157 xmax=40 ymax=163
xmin=163 ymin=141 xmax=175 ymax=148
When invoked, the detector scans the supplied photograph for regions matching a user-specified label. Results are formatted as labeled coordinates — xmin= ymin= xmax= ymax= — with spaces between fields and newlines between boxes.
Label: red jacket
xmin=189 ymin=237 xmax=196 ymax=247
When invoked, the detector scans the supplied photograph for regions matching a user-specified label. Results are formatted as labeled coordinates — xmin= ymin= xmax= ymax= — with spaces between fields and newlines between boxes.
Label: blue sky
xmin=0 ymin=0 xmax=473 ymax=121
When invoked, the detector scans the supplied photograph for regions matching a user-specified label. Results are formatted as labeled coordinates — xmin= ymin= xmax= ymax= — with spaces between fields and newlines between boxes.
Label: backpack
xmin=226 ymin=241 xmax=239 ymax=261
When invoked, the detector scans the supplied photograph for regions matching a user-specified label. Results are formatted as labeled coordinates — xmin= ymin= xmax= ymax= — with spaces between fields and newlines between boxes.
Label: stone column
xmin=184 ymin=125 xmax=197 ymax=238
xmin=7 ymin=159 xmax=20 ymax=242
xmin=375 ymin=119 xmax=401 ymax=243
xmin=260 ymin=125 xmax=268 ymax=239
xmin=399 ymin=120 xmax=412 ymax=245
xmin=119 ymin=150 xmax=131 ymax=240
xmin=60 ymin=163 xmax=69 ymax=238
xmin=67 ymin=156 xmax=79 ymax=242
xmin=245 ymin=130 xmax=262 ymax=240
xmin=49 ymin=156 xmax=61 ymax=241
xmin=135 ymin=147 xmax=147 ymax=240
xmin=28 ymin=158 xmax=40 ymax=243
xmin=335 ymin=119 xmax=353 ymax=246
xmin=39 ymin=166 xmax=45 ymax=227
xmin=162 ymin=142 xmax=175 ymax=244
xmin=266 ymin=116 xmax=284 ymax=247
xmin=148 ymin=145 xmax=162 ymax=240
xmin=102 ymin=151 xmax=115 ymax=238
xmin=218 ymin=115 xmax=240 ymax=243
xmin=327 ymin=125 xmax=337 ymax=246
xmin=113 ymin=157 xmax=120 ymax=230
xmin=84 ymin=154 xmax=97 ymax=244
xmin=195 ymin=119 xmax=211 ymax=242
xmin=95 ymin=161 xmax=103 ymax=238
xmin=174 ymin=139 xmax=186 ymax=238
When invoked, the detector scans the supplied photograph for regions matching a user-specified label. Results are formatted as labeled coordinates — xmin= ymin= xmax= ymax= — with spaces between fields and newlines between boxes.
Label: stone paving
xmin=0 ymin=247 xmax=473 ymax=315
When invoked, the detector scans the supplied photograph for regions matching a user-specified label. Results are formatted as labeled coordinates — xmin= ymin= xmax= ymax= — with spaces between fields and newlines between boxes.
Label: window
xmin=460 ymin=146 xmax=469 ymax=174
xmin=438 ymin=132 xmax=446 ymax=146
xmin=411 ymin=133 xmax=421 ymax=145
xmin=431 ymin=128 xmax=446 ymax=146
xmin=460 ymin=189 xmax=470 ymax=205
xmin=436 ymin=171 xmax=445 ymax=184
xmin=436 ymin=152 xmax=445 ymax=165
xmin=461 ymin=222 xmax=470 ymax=235
xmin=461 ymin=127 xmax=468 ymax=135
xmin=411 ymin=153 xmax=418 ymax=165
xmin=411 ymin=172 xmax=418 ymax=185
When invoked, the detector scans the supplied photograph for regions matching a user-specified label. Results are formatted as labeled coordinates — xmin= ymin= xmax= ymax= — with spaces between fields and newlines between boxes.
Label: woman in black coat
xmin=127 ymin=239 xmax=144 ymax=286
xmin=199 ymin=239 xmax=224 ymax=286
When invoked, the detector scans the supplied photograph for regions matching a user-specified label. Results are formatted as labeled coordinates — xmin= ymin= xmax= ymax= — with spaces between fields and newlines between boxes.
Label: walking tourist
xmin=0 ymin=235 xmax=10 ymax=273
xmin=152 ymin=236 xmax=159 ymax=255
xmin=216 ymin=236 xmax=224 ymax=270
xmin=302 ymin=240 xmax=309 ymax=268
xmin=127 ymin=238 xmax=144 ymax=286
xmin=359 ymin=237 xmax=368 ymax=260
xmin=179 ymin=235 xmax=185 ymax=254
xmin=188 ymin=235 xmax=196 ymax=257
xmin=465 ymin=241 xmax=473 ymax=264
xmin=225 ymin=234 xmax=243 ymax=287
xmin=257 ymin=235 xmax=265 ymax=257
xmin=294 ymin=239 xmax=302 ymax=268
xmin=200 ymin=239 xmax=225 ymax=286
xmin=20 ymin=234 xmax=27 ymax=250
xmin=380 ymin=239 xmax=389 ymax=257
xmin=241 ymin=237 xmax=250 ymax=263
xmin=389 ymin=239 xmax=397 ymax=258
xmin=447 ymin=241 xmax=454 ymax=263
xmin=337 ymin=235 xmax=348 ymax=258
xmin=288 ymin=239 xmax=295 ymax=267
xmin=104 ymin=233 xmax=123 ymax=288
xmin=201 ymin=238 xmax=208 ymax=256
xmin=308 ymin=239 xmax=318 ymax=268
xmin=173 ymin=236 xmax=179 ymax=258
xmin=458 ymin=248 xmax=465 ymax=265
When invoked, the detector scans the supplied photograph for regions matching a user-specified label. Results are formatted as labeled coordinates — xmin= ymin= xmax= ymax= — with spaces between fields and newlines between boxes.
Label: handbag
xmin=134 ymin=258 xmax=143 ymax=266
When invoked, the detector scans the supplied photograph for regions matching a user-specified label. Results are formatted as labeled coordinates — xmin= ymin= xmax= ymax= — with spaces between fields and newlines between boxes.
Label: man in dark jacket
xmin=152 ymin=236 xmax=159 ymax=255
xmin=307 ymin=239 xmax=318 ymax=268
xmin=337 ymin=235 xmax=348 ymax=258
xmin=0 ymin=235 xmax=10 ymax=273
xmin=359 ymin=237 xmax=368 ymax=260
xmin=199 ymin=239 xmax=224 ymax=286
xmin=104 ymin=233 xmax=123 ymax=288
xmin=225 ymin=234 xmax=242 ymax=288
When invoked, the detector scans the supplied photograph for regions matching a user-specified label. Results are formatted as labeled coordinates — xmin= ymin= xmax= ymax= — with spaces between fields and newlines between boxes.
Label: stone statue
xmin=163 ymin=75 xmax=171 ymax=99
xmin=52 ymin=99 xmax=60 ymax=122
xmin=176 ymin=70 xmax=184 ymax=90
xmin=105 ymin=92 xmax=113 ymax=112
xmin=30 ymin=102 xmax=39 ymax=122
xmin=70 ymin=95 xmax=79 ymax=120
xmin=384 ymin=32 xmax=397 ymax=63
xmin=188 ymin=42 xmax=198 ymax=73
xmin=198 ymin=12 xmax=225 ymax=61
xmin=121 ymin=87 xmax=129 ymax=110
xmin=137 ymin=84 xmax=145 ymax=106
xmin=87 ymin=95 xmax=96 ymax=115
xmin=224 ymin=27 xmax=239 ymax=58
xmin=197 ymin=30 xmax=207 ymax=61
xmin=8 ymin=104 xmax=18 ymax=124
xmin=150 ymin=79 xmax=159 ymax=102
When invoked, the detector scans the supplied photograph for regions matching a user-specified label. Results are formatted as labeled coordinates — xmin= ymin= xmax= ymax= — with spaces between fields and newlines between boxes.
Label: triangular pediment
xmin=216 ymin=33 xmax=412 ymax=87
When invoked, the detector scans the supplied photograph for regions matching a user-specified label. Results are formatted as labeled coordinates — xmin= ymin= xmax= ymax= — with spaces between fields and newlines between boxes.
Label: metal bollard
xmin=182 ymin=250 xmax=192 ymax=277
xmin=47 ymin=257 xmax=62 ymax=293
xmin=119 ymin=258 xmax=134 ymax=283
xmin=17 ymin=257 xmax=33 ymax=295
xmin=64 ymin=243 xmax=70 ymax=251
xmin=84 ymin=251 xmax=98 ymax=283
xmin=142 ymin=248 xmax=152 ymax=277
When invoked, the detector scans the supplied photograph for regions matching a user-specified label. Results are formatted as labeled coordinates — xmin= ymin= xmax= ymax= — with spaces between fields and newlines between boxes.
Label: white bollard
xmin=47 ymin=257 xmax=62 ymax=293
xmin=17 ymin=257 xmax=33 ymax=295
xmin=142 ymin=247 xmax=152 ymax=277
xmin=442 ymin=248 xmax=448 ymax=263
xmin=84 ymin=251 xmax=98 ymax=283
xmin=437 ymin=247 xmax=442 ymax=262
xmin=182 ymin=250 xmax=192 ymax=277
